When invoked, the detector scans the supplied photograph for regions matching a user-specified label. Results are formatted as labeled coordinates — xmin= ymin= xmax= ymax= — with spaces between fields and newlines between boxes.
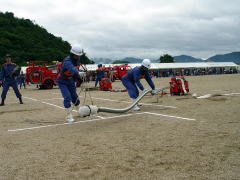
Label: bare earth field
xmin=0 ymin=74 xmax=240 ymax=180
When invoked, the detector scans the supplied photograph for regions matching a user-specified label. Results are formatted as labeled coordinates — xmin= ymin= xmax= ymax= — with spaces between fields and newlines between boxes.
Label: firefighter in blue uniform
xmin=57 ymin=45 xmax=85 ymax=123
xmin=95 ymin=64 xmax=105 ymax=87
xmin=18 ymin=71 xmax=26 ymax=89
xmin=0 ymin=54 xmax=23 ymax=106
xmin=121 ymin=59 xmax=157 ymax=111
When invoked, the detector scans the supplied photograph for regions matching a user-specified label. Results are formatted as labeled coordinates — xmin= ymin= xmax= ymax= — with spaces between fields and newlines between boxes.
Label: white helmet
xmin=142 ymin=59 xmax=151 ymax=69
xmin=70 ymin=44 xmax=82 ymax=56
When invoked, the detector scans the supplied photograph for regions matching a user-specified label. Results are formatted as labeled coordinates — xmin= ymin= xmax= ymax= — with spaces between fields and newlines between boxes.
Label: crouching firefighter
xmin=0 ymin=54 xmax=23 ymax=106
xmin=57 ymin=45 xmax=86 ymax=123
xmin=121 ymin=59 xmax=157 ymax=111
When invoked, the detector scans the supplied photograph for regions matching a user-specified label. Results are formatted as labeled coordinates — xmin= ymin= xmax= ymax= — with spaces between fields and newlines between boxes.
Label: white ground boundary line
xmin=42 ymin=98 xmax=63 ymax=100
xmin=8 ymin=112 xmax=196 ymax=132
xmin=7 ymin=96 xmax=196 ymax=133
xmin=8 ymin=113 xmax=141 ymax=132
xmin=23 ymin=96 xmax=104 ymax=119
xmin=144 ymin=112 xmax=195 ymax=121
xmin=24 ymin=96 xmax=65 ymax=109
xmin=49 ymin=94 xmax=177 ymax=109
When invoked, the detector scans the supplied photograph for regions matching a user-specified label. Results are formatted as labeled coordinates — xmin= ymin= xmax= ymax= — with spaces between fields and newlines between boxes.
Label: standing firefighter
xmin=18 ymin=71 xmax=26 ymax=89
xmin=0 ymin=54 xmax=23 ymax=106
xmin=57 ymin=45 xmax=85 ymax=123
xmin=121 ymin=59 xmax=157 ymax=111
xmin=95 ymin=64 xmax=105 ymax=87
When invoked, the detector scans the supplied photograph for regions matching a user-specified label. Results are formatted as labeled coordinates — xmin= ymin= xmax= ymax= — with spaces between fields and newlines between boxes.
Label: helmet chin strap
xmin=70 ymin=55 xmax=80 ymax=66
xmin=141 ymin=65 xmax=148 ymax=71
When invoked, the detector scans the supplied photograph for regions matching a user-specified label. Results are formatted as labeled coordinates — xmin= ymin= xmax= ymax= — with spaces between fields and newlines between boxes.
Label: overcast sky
xmin=1 ymin=0 xmax=240 ymax=60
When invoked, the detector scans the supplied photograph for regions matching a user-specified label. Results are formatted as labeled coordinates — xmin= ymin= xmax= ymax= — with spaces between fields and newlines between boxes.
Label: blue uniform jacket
xmin=123 ymin=66 xmax=155 ymax=91
xmin=0 ymin=63 xmax=17 ymax=81
xmin=96 ymin=68 xmax=105 ymax=79
xmin=18 ymin=74 xmax=25 ymax=83
xmin=59 ymin=56 xmax=80 ymax=79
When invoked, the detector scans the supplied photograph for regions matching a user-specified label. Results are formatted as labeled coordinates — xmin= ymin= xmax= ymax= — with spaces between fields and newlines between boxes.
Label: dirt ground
xmin=0 ymin=74 xmax=240 ymax=180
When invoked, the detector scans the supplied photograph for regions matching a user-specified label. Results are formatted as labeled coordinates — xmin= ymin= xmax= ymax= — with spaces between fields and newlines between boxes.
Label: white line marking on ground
xmin=143 ymin=112 xmax=196 ymax=121
xmin=8 ymin=111 xmax=196 ymax=132
xmin=46 ymin=96 xmax=176 ymax=109
xmin=23 ymin=96 xmax=65 ymax=109
xmin=8 ymin=113 xmax=144 ymax=132
xmin=23 ymin=96 xmax=104 ymax=119
xmin=42 ymin=98 xmax=63 ymax=100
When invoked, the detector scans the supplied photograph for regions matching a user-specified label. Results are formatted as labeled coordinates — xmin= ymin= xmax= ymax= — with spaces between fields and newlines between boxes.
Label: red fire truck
xmin=112 ymin=64 xmax=131 ymax=80
xmin=25 ymin=62 xmax=60 ymax=89
xmin=98 ymin=64 xmax=131 ymax=91
xmin=98 ymin=64 xmax=131 ymax=82
xmin=26 ymin=61 xmax=86 ymax=89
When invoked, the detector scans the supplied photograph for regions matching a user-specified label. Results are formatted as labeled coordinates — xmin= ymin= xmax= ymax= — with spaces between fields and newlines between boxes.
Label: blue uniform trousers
xmin=95 ymin=77 xmax=102 ymax=87
xmin=1 ymin=79 xmax=22 ymax=99
xmin=121 ymin=77 xmax=139 ymax=99
xmin=57 ymin=78 xmax=80 ymax=108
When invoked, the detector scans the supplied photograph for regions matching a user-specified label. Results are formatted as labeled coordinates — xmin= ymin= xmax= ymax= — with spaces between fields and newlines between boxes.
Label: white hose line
xmin=97 ymin=87 xmax=170 ymax=114
xmin=179 ymin=78 xmax=187 ymax=94
xmin=98 ymin=89 xmax=152 ymax=113
xmin=196 ymin=92 xmax=240 ymax=99
xmin=54 ymin=87 xmax=170 ymax=117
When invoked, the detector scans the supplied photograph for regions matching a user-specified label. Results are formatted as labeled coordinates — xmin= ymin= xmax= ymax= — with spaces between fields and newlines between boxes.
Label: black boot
xmin=19 ymin=97 xmax=23 ymax=104
xmin=0 ymin=98 xmax=5 ymax=106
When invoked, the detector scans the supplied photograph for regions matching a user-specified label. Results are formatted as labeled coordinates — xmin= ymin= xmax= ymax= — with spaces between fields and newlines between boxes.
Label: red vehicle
xmin=112 ymin=64 xmax=131 ymax=80
xmin=98 ymin=64 xmax=131 ymax=82
xmin=26 ymin=62 xmax=60 ymax=89
xmin=26 ymin=62 xmax=86 ymax=89
xmin=95 ymin=64 xmax=131 ymax=91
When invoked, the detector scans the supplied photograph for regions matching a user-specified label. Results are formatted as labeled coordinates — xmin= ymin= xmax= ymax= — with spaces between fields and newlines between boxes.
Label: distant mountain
xmin=173 ymin=55 xmax=204 ymax=62
xmin=92 ymin=57 xmax=143 ymax=64
xmin=92 ymin=52 xmax=240 ymax=65
xmin=91 ymin=58 xmax=113 ymax=64
xmin=152 ymin=55 xmax=204 ymax=63
xmin=112 ymin=60 xmax=130 ymax=64
xmin=207 ymin=52 xmax=240 ymax=64
xmin=120 ymin=57 xmax=143 ymax=63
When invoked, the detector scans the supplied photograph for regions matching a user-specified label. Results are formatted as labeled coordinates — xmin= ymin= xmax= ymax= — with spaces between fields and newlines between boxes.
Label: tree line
xmin=0 ymin=11 xmax=94 ymax=66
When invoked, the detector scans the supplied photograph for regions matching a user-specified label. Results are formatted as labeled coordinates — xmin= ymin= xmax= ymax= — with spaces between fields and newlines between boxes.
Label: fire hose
xmin=78 ymin=87 xmax=170 ymax=117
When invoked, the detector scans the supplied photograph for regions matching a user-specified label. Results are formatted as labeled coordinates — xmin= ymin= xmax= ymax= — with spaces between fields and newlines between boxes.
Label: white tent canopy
xmin=20 ymin=62 xmax=238 ymax=73
xmin=85 ymin=62 xmax=238 ymax=71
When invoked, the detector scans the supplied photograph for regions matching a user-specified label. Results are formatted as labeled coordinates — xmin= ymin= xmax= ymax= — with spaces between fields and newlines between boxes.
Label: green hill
xmin=173 ymin=55 xmax=204 ymax=62
xmin=0 ymin=12 xmax=93 ymax=65
xmin=207 ymin=52 xmax=240 ymax=64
